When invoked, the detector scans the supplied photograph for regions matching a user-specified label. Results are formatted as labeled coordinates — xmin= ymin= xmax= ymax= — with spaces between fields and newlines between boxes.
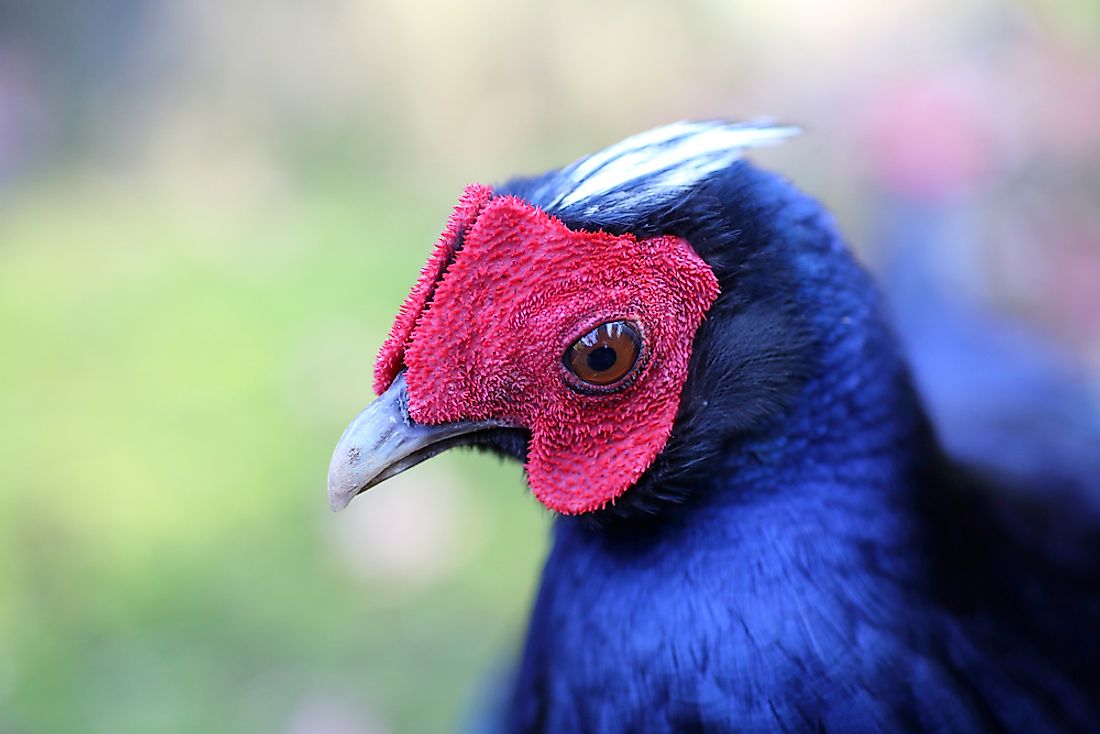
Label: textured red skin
xmin=373 ymin=183 xmax=495 ymax=394
xmin=375 ymin=187 xmax=720 ymax=514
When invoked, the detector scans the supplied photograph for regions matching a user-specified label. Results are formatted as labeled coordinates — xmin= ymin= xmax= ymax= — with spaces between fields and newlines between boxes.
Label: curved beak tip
xmin=328 ymin=491 xmax=353 ymax=513
xmin=325 ymin=372 xmax=509 ymax=512
xmin=326 ymin=453 xmax=358 ymax=512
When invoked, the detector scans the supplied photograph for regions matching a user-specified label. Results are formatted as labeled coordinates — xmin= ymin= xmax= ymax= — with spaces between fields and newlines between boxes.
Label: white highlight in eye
xmin=544 ymin=121 xmax=799 ymax=211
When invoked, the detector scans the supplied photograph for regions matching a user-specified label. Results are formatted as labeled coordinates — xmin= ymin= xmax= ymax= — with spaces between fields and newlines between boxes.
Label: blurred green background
xmin=1 ymin=1 xmax=1098 ymax=732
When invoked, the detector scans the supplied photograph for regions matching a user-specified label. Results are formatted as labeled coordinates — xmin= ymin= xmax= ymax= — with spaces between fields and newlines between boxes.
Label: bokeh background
xmin=1 ymin=1 xmax=1098 ymax=732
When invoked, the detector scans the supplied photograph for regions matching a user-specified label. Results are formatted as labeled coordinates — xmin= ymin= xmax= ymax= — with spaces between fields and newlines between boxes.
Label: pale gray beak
xmin=327 ymin=372 xmax=507 ymax=511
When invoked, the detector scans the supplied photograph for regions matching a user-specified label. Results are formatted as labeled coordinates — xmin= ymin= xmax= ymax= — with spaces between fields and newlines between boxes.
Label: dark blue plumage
xmin=328 ymin=121 xmax=1100 ymax=733
xmin=488 ymin=149 xmax=1100 ymax=733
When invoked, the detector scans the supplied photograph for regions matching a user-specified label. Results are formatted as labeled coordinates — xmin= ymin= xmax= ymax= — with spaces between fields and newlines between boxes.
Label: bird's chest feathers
xmin=525 ymin=484 xmax=918 ymax=725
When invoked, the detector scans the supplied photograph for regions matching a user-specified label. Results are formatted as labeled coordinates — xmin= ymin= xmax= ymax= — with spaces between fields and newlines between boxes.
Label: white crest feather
xmin=539 ymin=120 xmax=799 ymax=215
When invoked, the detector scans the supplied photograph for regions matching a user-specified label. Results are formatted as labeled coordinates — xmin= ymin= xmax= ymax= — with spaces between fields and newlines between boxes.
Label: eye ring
xmin=562 ymin=320 xmax=645 ymax=393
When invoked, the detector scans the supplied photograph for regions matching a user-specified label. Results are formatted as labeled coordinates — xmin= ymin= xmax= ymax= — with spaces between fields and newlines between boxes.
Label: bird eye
xmin=564 ymin=320 xmax=642 ymax=388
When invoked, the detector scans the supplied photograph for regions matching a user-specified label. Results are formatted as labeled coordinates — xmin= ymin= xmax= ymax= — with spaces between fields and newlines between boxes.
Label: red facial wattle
xmin=375 ymin=184 xmax=720 ymax=514
xmin=374 ymin=183 xmax=496 ymax=395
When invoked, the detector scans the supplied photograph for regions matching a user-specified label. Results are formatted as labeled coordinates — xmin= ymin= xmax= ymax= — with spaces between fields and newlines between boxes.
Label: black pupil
xmin=587 ymin=346 xmax=617 ymax=373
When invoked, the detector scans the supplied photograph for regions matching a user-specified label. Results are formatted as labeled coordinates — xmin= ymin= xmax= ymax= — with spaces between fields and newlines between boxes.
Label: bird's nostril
xmin=347 ymin=446 xmax=361 ymax=465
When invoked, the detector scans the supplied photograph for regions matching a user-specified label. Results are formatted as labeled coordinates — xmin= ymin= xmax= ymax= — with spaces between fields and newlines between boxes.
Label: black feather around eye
xmin=593 ymin=295 xmax=816 ymax=523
